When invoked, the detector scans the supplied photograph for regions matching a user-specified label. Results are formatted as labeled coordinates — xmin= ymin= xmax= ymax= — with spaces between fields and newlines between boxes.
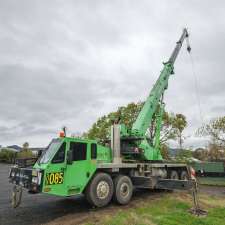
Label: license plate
xmin=45 ymin=172 xmax=64 ymax=185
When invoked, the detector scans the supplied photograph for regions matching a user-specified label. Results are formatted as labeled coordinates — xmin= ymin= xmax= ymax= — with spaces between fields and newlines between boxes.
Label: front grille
xmin=9 ymin=167 xmax=42 ymax=193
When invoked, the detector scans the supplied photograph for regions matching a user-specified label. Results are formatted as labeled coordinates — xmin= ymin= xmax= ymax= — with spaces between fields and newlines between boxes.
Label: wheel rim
xmin=120 ymin=183 xmax=129 ymax=198
xmin=97 ymin=181 xmax=110 ymax=199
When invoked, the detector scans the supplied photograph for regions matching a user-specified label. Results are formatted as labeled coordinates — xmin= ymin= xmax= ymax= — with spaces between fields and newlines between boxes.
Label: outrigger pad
xmin=189 ymin=184 xmax=207 ymax=217
xmin=189 ymin=208 xmax=208 ymax=217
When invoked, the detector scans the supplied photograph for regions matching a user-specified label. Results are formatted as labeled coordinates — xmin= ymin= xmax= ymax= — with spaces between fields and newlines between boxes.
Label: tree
xmin=173 ymin=114 xmax=187 ymax=150
xmin=85 ymin=102 xmax=187 ymax=150
xmin=85 ymin=102 xmax=144 ymax=141
xmin=17 ymin=142 xmax=33 ymax=159
xmin=208 ymin=143 xmax=225 ymax=161
xmin=177 ymin=149 xmax=193 ymax=159
xmin=0 ymin=148 xmax=17 ymax=163
xmin=160 ymin=112 xmax=187 ymax=147
xmin=22 ymin=142 xmax=29 ymax=151
xmin=160 ymin=144 xmax=170 ymax=160
xmin=198 ymin=116 xmax=225 ymax=148
xmin=193 ymin=148 xmax=208 ymax=161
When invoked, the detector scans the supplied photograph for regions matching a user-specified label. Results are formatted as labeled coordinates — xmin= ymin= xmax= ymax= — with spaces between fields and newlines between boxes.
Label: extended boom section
xmin=132 ymin=28 xmax=190 ymax=137
xmin=131 ymin=63 xmax=173 ymax=137
xmin=122 ymin=28 xmax=191 ymax=161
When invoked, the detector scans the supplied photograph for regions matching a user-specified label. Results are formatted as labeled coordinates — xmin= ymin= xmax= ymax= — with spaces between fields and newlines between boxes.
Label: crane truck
xmin=9 ymin=28 xmax=197 ymax=208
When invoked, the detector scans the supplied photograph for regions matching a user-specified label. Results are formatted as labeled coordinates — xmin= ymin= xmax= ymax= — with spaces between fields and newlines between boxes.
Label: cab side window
xmin=70 ymin=142 xmax=87 ymax=161
xmin=52 ymin=142 xmax=66 ymax=163
xmin=91 ymin=143 xmax=97 ymax=159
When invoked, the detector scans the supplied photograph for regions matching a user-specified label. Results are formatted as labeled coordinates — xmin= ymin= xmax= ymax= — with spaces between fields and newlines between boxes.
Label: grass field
xmin=84 ymin=192 xmax=225 ymax=225
xmin=197 ymin=177 xmax=225 ymax=186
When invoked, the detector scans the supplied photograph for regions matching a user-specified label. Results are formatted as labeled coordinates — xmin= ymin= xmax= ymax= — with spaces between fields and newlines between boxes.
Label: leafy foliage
xmin=22 ymin=142 xmax=29 ymax=150
xmin=17 ymin=149 xmax=33 ymax=159
xmin=85 ymin=102 xmax=143 ymax=141
xmin=0 ymin=148 xmax=17 ymax=163
xmin=161 ymin=112 xmax=187 ymax=146
xmin=85 ymin=102 xmax=187 ymax=150
xmin=192 ymin=148 xmax=208 ymax=161
xmin=160 ymin=144 xmax=170 ymax=160
xmin=198 ymin=116 xmax=225 ymax=148
xmin=176 ymin=149 xmax=193 ymax=160
xmin=192 ymin=145 xmax=225 ymax=161
xmin=196 ymin=116 xmax=225 ymax=160
xmin=17 ymin=142 xmax=34 ymax=159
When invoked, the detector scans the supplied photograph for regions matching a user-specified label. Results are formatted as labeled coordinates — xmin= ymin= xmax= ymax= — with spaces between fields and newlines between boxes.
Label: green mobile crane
xmin=9 ymin=28 xmax=196 ymax=208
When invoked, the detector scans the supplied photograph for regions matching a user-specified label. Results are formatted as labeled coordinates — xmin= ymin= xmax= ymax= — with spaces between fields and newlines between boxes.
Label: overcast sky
xmin=0 ymin=1 xmax=224 ymax=148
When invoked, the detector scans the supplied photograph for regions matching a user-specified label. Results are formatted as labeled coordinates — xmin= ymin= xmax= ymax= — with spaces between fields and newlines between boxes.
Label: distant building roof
xmin=29 ymin=147 xmax=45 ymax=152
xmin=7 ymin=145 xmax=22 ymax=151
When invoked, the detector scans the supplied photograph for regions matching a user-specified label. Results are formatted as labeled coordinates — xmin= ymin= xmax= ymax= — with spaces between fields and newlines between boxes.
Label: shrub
xmin=17 ymin=149 xmax=34 ymax=159
xmin=0 ymin=148 xmax=17 ymax=163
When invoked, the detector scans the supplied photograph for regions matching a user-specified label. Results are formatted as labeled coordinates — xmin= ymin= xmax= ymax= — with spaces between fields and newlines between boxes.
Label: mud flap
xmin=11 ymin=185 xmax=23 ymax=208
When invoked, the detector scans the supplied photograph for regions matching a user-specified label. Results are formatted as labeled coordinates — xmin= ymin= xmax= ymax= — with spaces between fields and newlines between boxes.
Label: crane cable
xmin=188 ymin=51 xmax=204 ymax=125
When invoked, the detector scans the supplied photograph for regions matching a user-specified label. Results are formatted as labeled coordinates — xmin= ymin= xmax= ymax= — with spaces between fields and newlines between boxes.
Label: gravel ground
xmin=0 ymin=163 xmax=224 ymax=225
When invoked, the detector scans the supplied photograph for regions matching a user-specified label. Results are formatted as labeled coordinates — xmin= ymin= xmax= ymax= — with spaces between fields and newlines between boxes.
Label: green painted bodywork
xmin=192 ymin=162 xmax=225 ymax=173
xmin=33 ymin=137 xmax=111 ymax=197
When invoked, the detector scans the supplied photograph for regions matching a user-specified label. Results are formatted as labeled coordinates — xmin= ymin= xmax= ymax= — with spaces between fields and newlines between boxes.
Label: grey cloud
xmin=0 ymin=0 xmax=224 ymax=147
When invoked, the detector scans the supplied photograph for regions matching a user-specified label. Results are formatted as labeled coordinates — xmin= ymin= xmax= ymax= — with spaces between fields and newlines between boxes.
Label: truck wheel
xmin=85 ymin=173 xmax=113 ymax=207
xmin=170 ymin=170 xmax=179 ymax=180
xmin=180 ymin=171 xmax=188 ymax=180
xmin=113 ymin=175 xmax=133 ymax=205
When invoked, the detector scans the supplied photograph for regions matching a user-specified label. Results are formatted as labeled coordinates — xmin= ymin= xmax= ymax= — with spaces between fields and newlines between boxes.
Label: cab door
xmin=43 ymin=142 xmax=67 ymax=196
xmin=65 ymin=141 xmax=96 ymax=196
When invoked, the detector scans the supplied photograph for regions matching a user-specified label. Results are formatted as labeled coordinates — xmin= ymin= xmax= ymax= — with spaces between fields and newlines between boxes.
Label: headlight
xmin=32 ymin=170 xmax=38 ymax=176
xmin=32 ymin=177 xmax=38 ymax=184
xmin=32 ymin=171 xmax=42 ymax=184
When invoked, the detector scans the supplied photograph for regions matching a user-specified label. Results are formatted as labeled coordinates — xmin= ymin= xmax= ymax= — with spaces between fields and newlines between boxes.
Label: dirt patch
xmin=45 ymin=187 xmax=225 ymax=225
xmin=44 ymin=190 xmax=167 ymax=225
xmin=199 ymin=185 xmax=225 ymax=197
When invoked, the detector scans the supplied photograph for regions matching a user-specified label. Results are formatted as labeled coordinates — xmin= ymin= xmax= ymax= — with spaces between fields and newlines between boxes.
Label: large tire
xmin=170 ymin=170 xmax=179 ymax=180
xmin=113 ymin=175 xmax=133 ymax=205
xmin=85 ymin=173 xmax=113 ymax=207
xmin=180 ymin=170 xmax=188 ymax=180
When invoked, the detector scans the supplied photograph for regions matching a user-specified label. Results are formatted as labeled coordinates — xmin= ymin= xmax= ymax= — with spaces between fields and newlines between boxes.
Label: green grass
xmin=84 ymin=193 xmax=225 ymax=225
xmin=198 ymin=177 xmax=225 ymax=186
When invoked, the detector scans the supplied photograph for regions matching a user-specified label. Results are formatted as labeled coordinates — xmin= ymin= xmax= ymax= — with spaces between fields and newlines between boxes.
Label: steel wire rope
xmin=188 ymin=51 xmax=204 ymax=125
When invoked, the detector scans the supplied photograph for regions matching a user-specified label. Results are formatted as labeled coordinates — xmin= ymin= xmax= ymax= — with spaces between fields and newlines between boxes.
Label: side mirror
xmin=67 ymin=150 xmax=73 ymax=165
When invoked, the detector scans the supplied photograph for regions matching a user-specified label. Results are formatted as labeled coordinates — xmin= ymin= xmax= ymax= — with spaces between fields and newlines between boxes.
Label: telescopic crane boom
xmin=120 ymin=28 xmax=191 ymax=161
xmin=132 ymin=28 xmax=191 ymax=137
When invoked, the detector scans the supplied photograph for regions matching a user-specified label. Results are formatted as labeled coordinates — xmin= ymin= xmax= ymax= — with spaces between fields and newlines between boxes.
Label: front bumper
xmin=9 ymin=166 xmax=43 ymax=193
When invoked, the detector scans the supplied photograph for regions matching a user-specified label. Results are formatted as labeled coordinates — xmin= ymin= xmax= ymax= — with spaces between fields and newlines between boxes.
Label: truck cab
xmin=9 ymin=136 xmax=111 ymax=197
